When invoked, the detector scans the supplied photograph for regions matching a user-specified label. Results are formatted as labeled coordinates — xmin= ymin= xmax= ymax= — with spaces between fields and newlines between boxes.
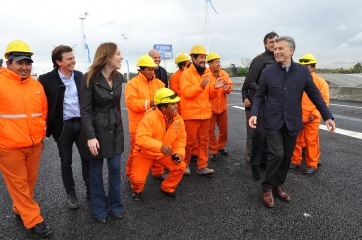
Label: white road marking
xmin=231 ymin=106 xmax=362 ymax=140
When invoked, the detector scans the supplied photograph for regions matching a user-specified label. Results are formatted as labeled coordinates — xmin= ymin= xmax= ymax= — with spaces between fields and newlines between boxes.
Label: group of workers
xmin=0 ymin=32 xmax=336 ymax=237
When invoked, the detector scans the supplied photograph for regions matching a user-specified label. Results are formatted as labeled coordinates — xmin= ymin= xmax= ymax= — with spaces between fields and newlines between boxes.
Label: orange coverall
xmin=0 ymin=68 xmax=48 ymax=229
xmin=131 ymin=107 xmax=186 ymax=193
xmin=170 ymin=69 xmax=198 ymax=155
xmin=291 ymin=72 xmax=329 ymax=168
xmin=124 ymin=73 xmax=165 ymax=178
xmin=180 ymin=64 xmax=218 ymax=169
xmin=169 ymin=69 xmax=183 ymax=115
xmin=209 ymin=69 xmax=233 ymax=154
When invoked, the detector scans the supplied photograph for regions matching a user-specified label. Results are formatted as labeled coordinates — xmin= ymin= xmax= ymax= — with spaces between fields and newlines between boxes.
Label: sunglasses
xmin=299 ymin=59 xmax=312 ymax=63
xmin=9 ymin=52 xmax=32 ymax=58
xmin=160 ymin=93 xmax=178 ymax=101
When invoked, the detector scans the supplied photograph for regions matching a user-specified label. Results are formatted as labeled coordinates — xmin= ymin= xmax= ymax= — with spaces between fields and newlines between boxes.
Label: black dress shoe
xmin=31 ymin=222 xmax=53 ymax=237
xmin=161 ymin=189 xmax=180 ymax=198
xmin=218 ymin=149 xmax=229 ymax=156
xmin=209 ymin=154 xmax=218 ymax=161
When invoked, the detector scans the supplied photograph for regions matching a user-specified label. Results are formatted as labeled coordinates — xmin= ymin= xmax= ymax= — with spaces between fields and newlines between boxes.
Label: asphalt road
xmin=1 ymin=92 xmax=362 ymax=240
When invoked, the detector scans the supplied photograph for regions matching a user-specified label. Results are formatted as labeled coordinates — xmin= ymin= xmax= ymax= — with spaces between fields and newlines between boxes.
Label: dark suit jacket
xmin=39 ymin=68 xmax=83 ymax=141
xmin=155 ymin=65 xmax=168 ymax=88
xmin=251 ymin=61 xmax=333 ymax=136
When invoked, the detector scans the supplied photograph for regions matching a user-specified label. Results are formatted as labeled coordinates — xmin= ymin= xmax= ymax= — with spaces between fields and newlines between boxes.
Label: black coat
xmin=155 ymin=65 xmax=168 ymax=88
xmin=39 ymin=68 xmax=83 ymax=141
xmin=80 ymin=72 xmax=124 ymax=159
xmin=251 ymin=61 xmax=333 ymax=136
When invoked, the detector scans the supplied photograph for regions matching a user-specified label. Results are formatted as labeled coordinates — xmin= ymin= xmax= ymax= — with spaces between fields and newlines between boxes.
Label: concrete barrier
xmin=232 ymin=84 xmax=362 ymax=102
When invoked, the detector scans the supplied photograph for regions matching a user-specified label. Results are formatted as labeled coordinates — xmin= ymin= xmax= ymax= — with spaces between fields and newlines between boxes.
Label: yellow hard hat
xmin=299 ymin=53 xmax=317 ymax=65
xmin=154 ymin=88 xmax=181 ymax=105
xmin=175 ymin=52 xmax=191 ymax=64
xmin=4 ymin=40 xmax=34 ymax=59
xmin=189 ymin=45 xmax=208 ymax=56
xmin=206 ymin=52 xmax=221 ymax=63
xmin=136 ymin=54 xmax=158 ymax=67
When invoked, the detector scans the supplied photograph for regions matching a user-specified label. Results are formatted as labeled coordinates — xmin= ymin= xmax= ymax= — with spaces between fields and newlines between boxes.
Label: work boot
xmin=184 ymin=166 xmax=191 ymax=175
xmin=289 ymin=163 xmax=300 ymax=170
xmin=197 ymin=167 xmax=215 ymax=175
xmin=31 ymin=222 xmax=53 ymax=237
xmin=132 ymin=192 xmax=142 ymax=201
xmin=153 ymin=173 xmax=168 ymax=180
xmin=209 ymin=154 xmax=218 ymax=161
xmin=218 ymin=149 xmax=229 ymax=156
xmin=304 ymin=167 xmax=316 ymax=175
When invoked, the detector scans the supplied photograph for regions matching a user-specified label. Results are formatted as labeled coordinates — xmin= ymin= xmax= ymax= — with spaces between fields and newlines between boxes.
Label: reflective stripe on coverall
xmin=0 ymin=68 xmax=48 ymax=229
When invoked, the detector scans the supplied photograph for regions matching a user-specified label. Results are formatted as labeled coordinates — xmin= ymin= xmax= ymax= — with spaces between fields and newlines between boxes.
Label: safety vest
xmin=0 ymin=68 xmax=47 ymax=149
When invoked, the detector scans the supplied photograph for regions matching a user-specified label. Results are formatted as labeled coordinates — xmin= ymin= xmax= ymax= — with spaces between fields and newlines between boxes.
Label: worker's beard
xmin=194 ymin=63 xmax=205 ymax=76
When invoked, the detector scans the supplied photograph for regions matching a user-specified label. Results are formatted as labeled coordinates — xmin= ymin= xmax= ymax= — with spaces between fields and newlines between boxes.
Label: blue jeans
xmin=89 ymin=154 xmax=123 ymax=219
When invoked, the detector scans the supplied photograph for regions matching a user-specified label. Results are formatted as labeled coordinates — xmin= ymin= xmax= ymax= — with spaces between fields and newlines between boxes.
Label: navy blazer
xmin=251 ymin=61 xmax=333 ymax=136
xmin=39 ymin=68 xmax=83 ymax=141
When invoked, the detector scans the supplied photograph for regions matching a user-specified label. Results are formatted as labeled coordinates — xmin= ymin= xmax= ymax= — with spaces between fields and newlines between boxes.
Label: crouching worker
xmin=130 ymin=88 xmax=186 ymax=200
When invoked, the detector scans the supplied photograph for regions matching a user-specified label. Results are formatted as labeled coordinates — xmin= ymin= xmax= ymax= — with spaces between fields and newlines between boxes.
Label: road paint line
xmin=232 ymin=105 xmax=362 ymax=140
xmin=330 ymin=103 xmax=362 ymax=109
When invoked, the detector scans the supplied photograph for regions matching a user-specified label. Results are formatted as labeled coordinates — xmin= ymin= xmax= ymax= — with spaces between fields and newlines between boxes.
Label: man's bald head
xmin=149 ymin=49 xmax=161 ymax=65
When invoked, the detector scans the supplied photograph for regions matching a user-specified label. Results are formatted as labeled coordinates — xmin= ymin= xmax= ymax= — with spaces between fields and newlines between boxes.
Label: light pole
xmin=79 ymin=12 xmax=89 ymax=72
xmin=122 ymin=34 xmax=130 ymax=82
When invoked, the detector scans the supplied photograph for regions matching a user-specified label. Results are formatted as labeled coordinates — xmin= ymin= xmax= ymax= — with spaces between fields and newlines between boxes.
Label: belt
xmin=64 ymin=117 xmax=81 ymax=123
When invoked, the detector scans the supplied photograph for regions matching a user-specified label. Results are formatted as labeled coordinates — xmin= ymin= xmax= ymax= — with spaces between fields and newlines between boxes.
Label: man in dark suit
xmin=249 ymin=36 xmax=336 ymax=208
xmin=39 ymin=45 xmax=89 ymax=209
xmin=149 ymin=49 xmax=168 ymax=87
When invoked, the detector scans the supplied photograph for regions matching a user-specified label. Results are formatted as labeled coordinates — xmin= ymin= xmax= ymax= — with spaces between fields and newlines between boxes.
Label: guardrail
xmin=232 ymin=83 xmax=362 ymax=102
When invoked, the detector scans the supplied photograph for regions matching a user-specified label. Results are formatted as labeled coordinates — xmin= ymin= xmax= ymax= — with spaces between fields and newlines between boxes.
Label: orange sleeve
xmin=180 ymin=70 xmax=204 ymax=99
xmin=135 ymin=113 xmax=163 ymax=153
xmin=125 ymin=80 xmax=150 ymax=112
xmin=223 ymin=71 xmax=233 ymax=94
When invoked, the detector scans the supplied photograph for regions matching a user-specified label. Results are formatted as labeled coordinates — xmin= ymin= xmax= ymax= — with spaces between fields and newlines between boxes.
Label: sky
xmin=1 ymin=0 xmax=362 ymax=75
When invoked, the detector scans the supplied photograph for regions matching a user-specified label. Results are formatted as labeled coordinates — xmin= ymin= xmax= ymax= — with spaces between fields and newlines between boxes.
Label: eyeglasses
xmin=160 ymin=93 xmax=178 ymax=102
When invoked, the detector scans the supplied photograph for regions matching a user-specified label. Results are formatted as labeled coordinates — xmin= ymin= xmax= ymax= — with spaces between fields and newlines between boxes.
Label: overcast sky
xmin=1 ymin=0 xmax=361 ymax=74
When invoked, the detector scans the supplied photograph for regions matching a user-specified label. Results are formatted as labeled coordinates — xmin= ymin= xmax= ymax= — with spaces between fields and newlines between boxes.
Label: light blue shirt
xmin=58 ymin=70 xmax=81 ymax=120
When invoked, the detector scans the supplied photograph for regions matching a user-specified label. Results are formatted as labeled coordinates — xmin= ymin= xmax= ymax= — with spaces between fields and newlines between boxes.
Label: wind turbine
xmin=205 ymin=0 xmax=218 ymax=53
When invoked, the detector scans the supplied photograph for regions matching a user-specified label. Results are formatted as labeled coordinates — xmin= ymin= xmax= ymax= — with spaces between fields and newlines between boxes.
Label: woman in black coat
xmin=80 ymin=42 xmax=124 ymax=223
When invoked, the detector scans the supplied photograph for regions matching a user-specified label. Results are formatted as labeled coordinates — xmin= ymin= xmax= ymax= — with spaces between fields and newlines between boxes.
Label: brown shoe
xmin=273 ymin=187 xmax=291 ymax=202
xmin=263 ymin=190 xmax=274 ymax=208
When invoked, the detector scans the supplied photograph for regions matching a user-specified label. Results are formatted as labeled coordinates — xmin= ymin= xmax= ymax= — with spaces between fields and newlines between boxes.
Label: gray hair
xmin=276 ymin=36 xmax=296 ymax=51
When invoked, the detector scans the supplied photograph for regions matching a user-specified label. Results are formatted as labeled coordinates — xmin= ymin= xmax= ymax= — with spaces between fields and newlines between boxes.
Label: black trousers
xmin=250 ymin=109 xmax=268 ymax=168
xmin=262 ymin=126 xmax=297 ymax=191
xmin=56 ymin=120 xmax=90 ymax=195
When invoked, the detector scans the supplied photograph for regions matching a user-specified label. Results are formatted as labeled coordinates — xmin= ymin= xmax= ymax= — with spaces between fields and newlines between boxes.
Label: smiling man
xmin=0 ymin=40 xmax=52 ymax=237
xmin=249 ymin=36 xmax=336 ymax=208
xmin=39 ymin=45 xmax=89 ymax=209
xmin=130 ymin=88 xmax=186 ymax=200
xmin=180 ymin=45 xmax=224 ymax=176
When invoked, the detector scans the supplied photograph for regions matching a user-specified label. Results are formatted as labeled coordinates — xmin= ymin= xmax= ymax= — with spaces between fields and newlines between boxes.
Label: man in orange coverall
xmin=207 ymin=52 xmax=233 ymax=161
xmin=125 ymin=55 xmax=165 ymax=180
xmin=169 ymin=52 xmax=191 ymax=115
xmin=0 ymin=40 xmax=52 ymax=237
xmin=290 ymin=53 xmax=329 ymax=174
xmin=130 ymin=88 xmax=186 ymax=200
xmin=169 ymin=52 xmax=199 ymax=160
xmin=180 ymin=45 xmax=225 ymax=176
